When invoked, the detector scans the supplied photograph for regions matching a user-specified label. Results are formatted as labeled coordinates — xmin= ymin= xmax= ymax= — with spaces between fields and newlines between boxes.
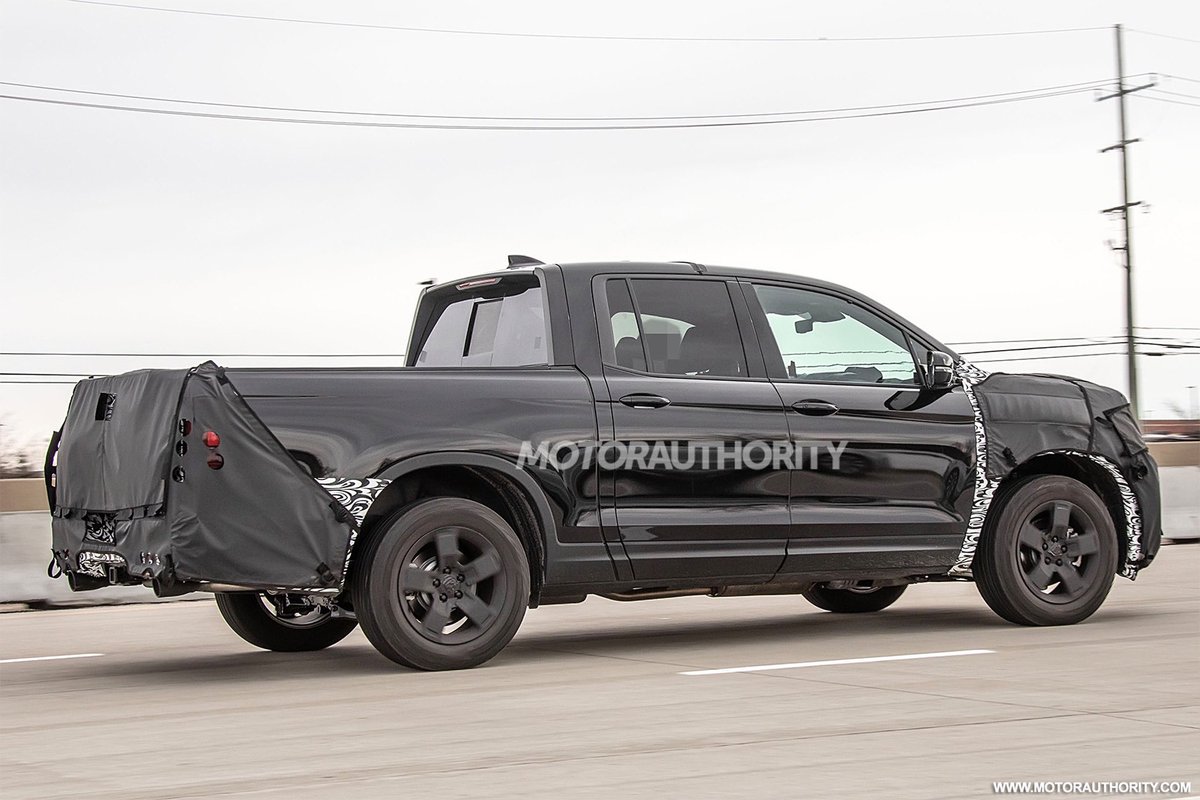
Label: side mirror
xmin=926 ymin=351 xmax=956 ymax=390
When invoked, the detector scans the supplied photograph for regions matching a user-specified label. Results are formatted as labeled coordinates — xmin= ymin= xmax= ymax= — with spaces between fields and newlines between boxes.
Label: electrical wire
xmin=62 ymin=2 xmax=1109 ymax=43
xmin=6 ymin=341 xmax=1196 ymax=376
xmin=3 ymin=351 xmax=1193 ymax=382
xmin=1129 ymin=28 xmax=1200 ymax=45
xmin=0 ymin=84 xmax=1109 ymax=130
xmin=970 ymin=350 xmax=1198 ymax=364
xmin=0 ymin=352 xmax=405 ymax=358
xmin=0 ymin=373 xmax=105 ymax=378
xmin=0 ymin=78 xmax=1119 ymax=123
xmin=946 ymin=335 xmax=1123 ymax=346
xmin=1147 ymin=87 xmax=1200 ymax=100
xmin=7 ymin=333 xmax=1195 ymax=360
xmin=956 ymin=340 xmax=1195 ymax=356
xmin=1137 ymin=94 xmax=1200 ymax=108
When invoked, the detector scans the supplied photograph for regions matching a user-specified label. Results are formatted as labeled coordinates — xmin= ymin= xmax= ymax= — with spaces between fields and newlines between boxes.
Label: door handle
xmin=619 ymin=393 xmax=671 ymax=409
xmin=791 ymin=400 xmax=839 ymax=416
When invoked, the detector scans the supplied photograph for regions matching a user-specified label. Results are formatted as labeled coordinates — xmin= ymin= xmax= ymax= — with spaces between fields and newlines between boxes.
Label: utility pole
xmin=1098 ymin=23 xmax=1155 ymax=424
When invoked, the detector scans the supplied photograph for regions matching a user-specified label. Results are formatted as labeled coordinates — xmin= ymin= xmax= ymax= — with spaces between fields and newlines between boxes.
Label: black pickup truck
xmin=46 ymin=259 xmax=1162 ymax=670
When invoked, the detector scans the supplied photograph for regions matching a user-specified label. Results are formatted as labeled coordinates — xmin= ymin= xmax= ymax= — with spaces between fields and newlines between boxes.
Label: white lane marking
xmin=680 ymin=649 xmax=995 ymax=676
xmin=0 ymin=653 xmax=105 ymax=665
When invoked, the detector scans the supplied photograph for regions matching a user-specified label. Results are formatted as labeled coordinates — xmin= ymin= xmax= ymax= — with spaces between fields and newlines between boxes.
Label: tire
xmin=802 ymin=582 xmax=907 ymax=613
xmin=351 ymin=497 xmax=530 ymax=671
xmin=215 ymin=592 xmax=358 ymax=652
xmin=974 ymin=475 xmax=1118 ymax=626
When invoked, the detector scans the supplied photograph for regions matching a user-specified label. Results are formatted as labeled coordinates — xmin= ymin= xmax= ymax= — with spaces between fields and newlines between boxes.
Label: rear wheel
xmin=215 ymin=592 xmax=357 ymax=652
xmin=802 ymin=582 xmax=907 ymax=613
xmin=352 ymin=497 xmax=530 ymax=671
xmin=974 ymin=475 xmax=1118 ymax=626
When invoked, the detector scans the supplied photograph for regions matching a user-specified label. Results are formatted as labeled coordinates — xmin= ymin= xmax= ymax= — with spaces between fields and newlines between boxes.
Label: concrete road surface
xmin=2 ymin=547 xmax=1198 ymax=800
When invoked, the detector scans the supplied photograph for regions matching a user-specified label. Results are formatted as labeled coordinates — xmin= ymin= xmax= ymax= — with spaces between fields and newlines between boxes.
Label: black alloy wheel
xmin=215 ymin=591 xmax=358 ymax=652
xmin=802 ymin=582 xmax=908 ymax=613
xmin=352 ymin=497 xmax=529 ymax=670
xmin=975 ymin=475 xmax=1118 ymax=626
xmin=1014 ymin=499 xmax=1104 ymax=603
xmin=397 ymin=524 xmax=510 ymax=645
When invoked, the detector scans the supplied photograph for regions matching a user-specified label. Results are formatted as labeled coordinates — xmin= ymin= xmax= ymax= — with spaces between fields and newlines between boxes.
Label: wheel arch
xmin=354 ymin=453 xmax=555 ymax=605
xmin=995 ymin=451 xmax=1131 ymax=574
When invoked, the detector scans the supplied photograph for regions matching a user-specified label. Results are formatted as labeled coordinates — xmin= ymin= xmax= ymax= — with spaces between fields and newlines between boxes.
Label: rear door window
xmin=602 ymin=278 xmax=748 ymax=378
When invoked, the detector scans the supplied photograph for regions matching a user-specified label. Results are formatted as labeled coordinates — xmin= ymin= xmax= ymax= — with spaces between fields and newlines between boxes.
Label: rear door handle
xmin=619 ymin=393 xmax=671 ymax=409
xmin=791 ymin=400 xmax=839 ymax=416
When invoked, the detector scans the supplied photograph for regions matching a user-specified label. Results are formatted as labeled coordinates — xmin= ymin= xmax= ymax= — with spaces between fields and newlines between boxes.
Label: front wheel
xmin=215 ymin=592 xmax=358 ymax=652
xmin=974 ymin=475 xmax=1118 ymax=626
xmin=802 ymin=582 xmax=907 ymax=613
xmin=351 ymin=497 xmax=530 ymax=671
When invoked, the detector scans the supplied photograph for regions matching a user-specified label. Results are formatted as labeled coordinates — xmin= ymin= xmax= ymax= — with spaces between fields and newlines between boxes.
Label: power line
xmin=957 ymin=339 xmax=1198 ymax=356
xmin=63 ymin=2 xmax=1109 ymax=43
xmin=9 ymin=334 xmax=1194 ymax=360
xmin=0 ymin=373 xmax=105 ymax=377
xmin=0 ymin=352 xmax=405 ymax=358
xmin=971 ymin=350 xmax=1197 ymax=364
xmin=2 ymin=352 xmax=1193 ymax=380
xmin=0 ymin=78 xmax=1119 ymax=123
xmin=1138 ymin=94 xmax=1200 ymax=108
xmin=1129 ymin=28 xmax=1200 ymax=45
xmin=1148 ymin=87 xmax=1200 ymax=101
xmin=947 ymin=335 xmax=1117 ymax=346
xmin=0 ymin=84 xmax=1110 ymax=131
xmin=6 ymin=340 xmax=1195 ymax=372
xmin=1160 ymin=74 xmax=1200 ymax=85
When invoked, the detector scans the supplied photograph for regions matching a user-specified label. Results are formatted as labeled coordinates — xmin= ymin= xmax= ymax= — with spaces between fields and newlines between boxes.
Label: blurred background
xmin=2 ymin=6 xmax=1198 ymax=799
xmin=1 ymin=0 xmax=1198 ymax=466
xmin=4 ymin=0 xmax=1197 ymax=601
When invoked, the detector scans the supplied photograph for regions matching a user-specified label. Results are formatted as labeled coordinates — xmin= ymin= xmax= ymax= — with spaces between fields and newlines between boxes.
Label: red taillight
xmin=206 ymin=453 xmax=225 ymax=470
xmin=202 ymin=431 xmax=220 ymax=448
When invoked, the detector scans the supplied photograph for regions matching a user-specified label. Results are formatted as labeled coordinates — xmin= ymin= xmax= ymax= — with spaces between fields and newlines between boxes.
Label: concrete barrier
xmin=1150 ymin=440 xmax=1200 ymax=468
xmin=0 ymin=441 xmax=1194 ymax=514
xmin=0 ymin=512 xmax=191 ymax=606
xmin=0 ymin=478 xmax=49 ymax=513
xmin=1 ymin=462 xmax=1196 ymax=606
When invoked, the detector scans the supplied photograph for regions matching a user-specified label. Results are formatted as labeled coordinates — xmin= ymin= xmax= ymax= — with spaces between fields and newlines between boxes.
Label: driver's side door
xmin=740 ymin=280 xmax=976 ymax=576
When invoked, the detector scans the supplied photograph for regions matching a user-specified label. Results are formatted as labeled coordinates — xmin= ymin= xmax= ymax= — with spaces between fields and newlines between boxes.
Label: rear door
xmin=594 ymin=275 xmax=791 ymax=582
xmin=740 ymin=280 xmax=976 ymax=576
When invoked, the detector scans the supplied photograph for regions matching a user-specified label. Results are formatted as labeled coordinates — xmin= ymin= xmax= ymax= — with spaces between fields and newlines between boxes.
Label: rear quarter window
xmin=415 ymin=282 xmax=548 ymax=367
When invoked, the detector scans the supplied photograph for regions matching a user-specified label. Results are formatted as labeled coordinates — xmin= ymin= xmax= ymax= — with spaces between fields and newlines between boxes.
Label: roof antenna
xmin=507 ymin=254 xmax=544 ymax=269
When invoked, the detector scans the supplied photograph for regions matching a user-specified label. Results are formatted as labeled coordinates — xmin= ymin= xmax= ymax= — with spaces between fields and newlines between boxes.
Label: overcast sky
xmin=2 ymin=0 xmax=1198 ymax=451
